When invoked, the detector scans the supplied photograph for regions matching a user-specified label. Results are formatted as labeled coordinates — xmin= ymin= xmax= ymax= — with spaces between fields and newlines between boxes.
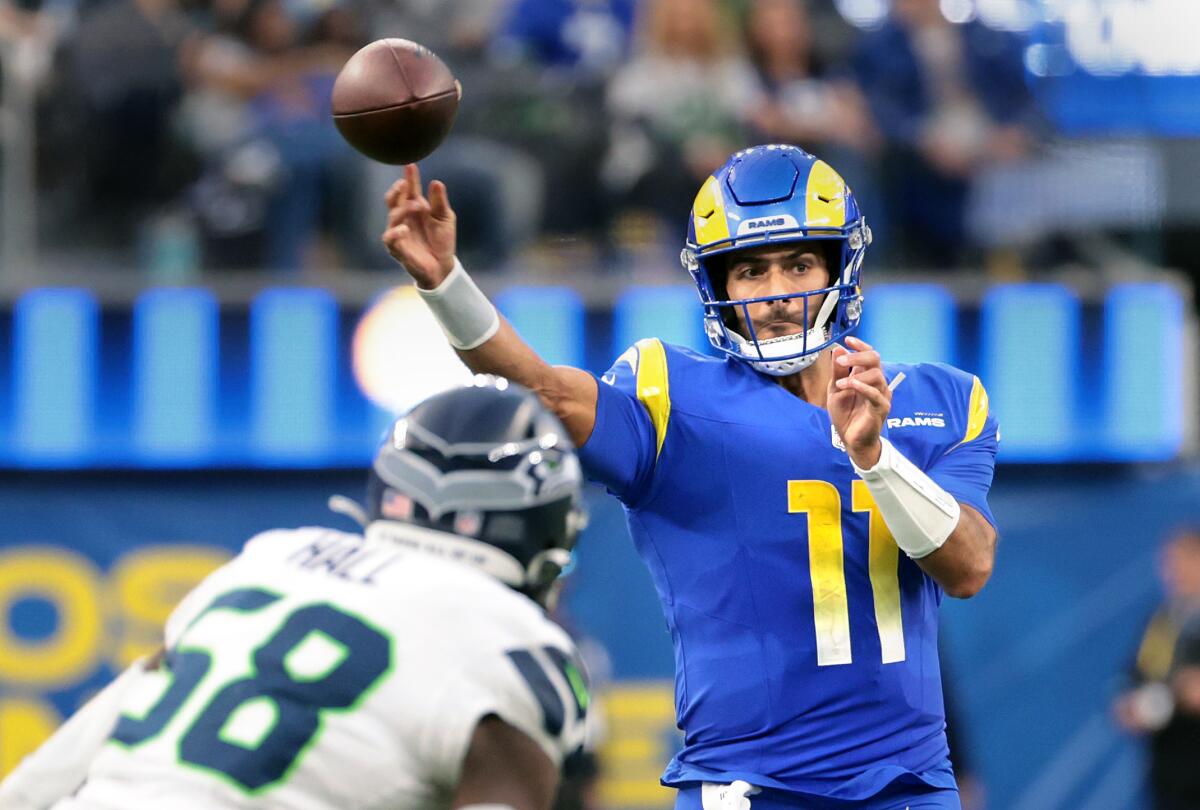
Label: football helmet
xmin=683 ymin=144 xmax=872 ymax=376
xmin=365 ymin=376 xmax=587 ymax=607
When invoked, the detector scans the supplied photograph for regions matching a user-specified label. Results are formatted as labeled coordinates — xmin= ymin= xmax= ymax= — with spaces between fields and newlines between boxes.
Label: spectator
xmin=183 ymin=0 xmax=360 ymax=271
xmin=492 ymin=0 xmax=636 ymax=80
xmin=1113 ymin=527 xmax=1200 ymax=810
xmin=742 ymin=0 xmax=883 ymax=257
xmin=853 ymin=0 xmax=1035 ymax=267
xmin=356 ymin=0 xmax=553 ymax=269
xmin=745 ymin=0 xmax=874 ymax=156
xmin=70 ymin=0 xmax=193 ymax=245
xmin=603 ymin=0 xmax=757 ymax=228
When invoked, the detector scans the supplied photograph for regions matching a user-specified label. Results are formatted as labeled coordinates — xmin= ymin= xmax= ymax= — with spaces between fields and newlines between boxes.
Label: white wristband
xmin=416 ymin=257 xmax=501 ymax=351
xmin=852 ymin=437 xmax=960 ymax=559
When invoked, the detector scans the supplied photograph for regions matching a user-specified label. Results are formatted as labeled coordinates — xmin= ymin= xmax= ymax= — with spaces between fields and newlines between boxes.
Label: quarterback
xmin=383 ymin=145 xmax=998 ymax=809
xmin=0 ymin=381 xmax=590 ymax=810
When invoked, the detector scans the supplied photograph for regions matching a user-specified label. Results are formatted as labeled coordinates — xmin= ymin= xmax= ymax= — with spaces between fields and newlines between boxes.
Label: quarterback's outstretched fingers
xmin=385 ymin=178 xmax=405 ymax=209
xmin=382 ymin=224 xmax=416 ymax=263
xmin=387 ymin=205 xmax=407 ymax=228
xmin=405 ymin=163 xmax=422 ymax=200
xmin=400 ymin=198 xmax=432 ymax=218
xmin=428 ymin=180 xmax=452 ymax=221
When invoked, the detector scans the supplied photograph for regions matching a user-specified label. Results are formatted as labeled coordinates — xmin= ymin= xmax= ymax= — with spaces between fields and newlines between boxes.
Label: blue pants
xmin=673 ymin=781 xmax=961 ymax=810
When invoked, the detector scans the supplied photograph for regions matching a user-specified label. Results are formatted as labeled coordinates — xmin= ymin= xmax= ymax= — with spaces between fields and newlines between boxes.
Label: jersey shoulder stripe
xmin=956 ymin=374 xmax=991 ymax=447
xmin=616 ymin=337 xmax=672 ymax=458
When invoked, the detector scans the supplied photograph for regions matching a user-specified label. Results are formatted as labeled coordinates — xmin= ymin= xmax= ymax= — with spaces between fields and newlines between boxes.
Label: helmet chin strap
xmin=734 ymin=329 xmax=826 ymax=376
xmin=722 ymin=290 xmax=838 ymax=377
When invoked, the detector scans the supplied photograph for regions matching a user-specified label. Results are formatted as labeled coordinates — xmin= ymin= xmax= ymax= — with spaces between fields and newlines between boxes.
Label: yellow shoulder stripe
xmin=959 ymin=376 xmax=990 ymax=446
xmin=633 ymin=338 xmax=671 ymax=458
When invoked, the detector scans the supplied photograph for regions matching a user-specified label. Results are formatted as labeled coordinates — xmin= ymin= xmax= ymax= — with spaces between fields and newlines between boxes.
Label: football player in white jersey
xmin=0 ymin=378 xmax=590 ymax=810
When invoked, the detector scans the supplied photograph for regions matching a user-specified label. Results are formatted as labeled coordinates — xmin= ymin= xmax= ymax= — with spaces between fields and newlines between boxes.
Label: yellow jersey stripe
xmin=804 ymin=160 xmax=849 ymax=228
xmin=634 ymin=338 xmax=671 ymax=458
xmin=958 ymin=376 xmax=990 ymax=447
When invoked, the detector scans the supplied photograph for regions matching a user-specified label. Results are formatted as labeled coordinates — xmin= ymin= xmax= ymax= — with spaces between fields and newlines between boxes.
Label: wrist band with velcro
xmin=416 ymin=257 xmax=501 ymax=351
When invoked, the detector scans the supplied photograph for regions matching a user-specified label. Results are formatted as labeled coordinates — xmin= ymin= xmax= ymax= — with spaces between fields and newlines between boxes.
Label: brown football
xmin=331 ymin=39 xmax=459 ymax=165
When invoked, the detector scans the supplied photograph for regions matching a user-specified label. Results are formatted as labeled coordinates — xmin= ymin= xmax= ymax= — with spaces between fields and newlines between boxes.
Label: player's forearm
xmin=454 ymin=318 xmax=598 ymax=447
xmin=914 ymin=504 xmax=995 ymax=598
xmin=850 ymin=436 xmax=995 ymax=597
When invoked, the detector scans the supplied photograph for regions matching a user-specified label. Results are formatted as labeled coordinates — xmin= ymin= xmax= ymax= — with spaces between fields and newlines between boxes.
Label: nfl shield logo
xmin=830 ymin=425 xmax=846 ymax=452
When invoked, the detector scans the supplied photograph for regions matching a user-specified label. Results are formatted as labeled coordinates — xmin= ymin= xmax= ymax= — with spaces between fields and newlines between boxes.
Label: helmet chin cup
xmin=725 ymin=323 xmax=826 ymax=376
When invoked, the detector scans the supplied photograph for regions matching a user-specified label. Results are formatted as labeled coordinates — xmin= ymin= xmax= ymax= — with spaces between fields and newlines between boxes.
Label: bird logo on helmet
xmin=682 ymin=144 xmax=872 ymax=376
xmin=363 ymin=376 xmax=587 ymax=608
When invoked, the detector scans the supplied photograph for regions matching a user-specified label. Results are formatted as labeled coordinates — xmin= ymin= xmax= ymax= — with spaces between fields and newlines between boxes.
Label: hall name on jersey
xmin=887 ymin=415 xmax=946 ymax=428
xmin=286 ymin=532 xmax=402 ymax=585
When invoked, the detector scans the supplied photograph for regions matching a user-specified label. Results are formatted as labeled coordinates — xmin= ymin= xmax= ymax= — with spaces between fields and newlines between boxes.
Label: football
xmin=331 ymin=38 xmax=459 ymax=165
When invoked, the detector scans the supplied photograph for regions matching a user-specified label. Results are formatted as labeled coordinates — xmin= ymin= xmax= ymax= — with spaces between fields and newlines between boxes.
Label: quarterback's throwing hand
xmin=828 ymin=335 xmax=892 ymax=468
xmin=382 ymin=163 xmax=457 ymax=289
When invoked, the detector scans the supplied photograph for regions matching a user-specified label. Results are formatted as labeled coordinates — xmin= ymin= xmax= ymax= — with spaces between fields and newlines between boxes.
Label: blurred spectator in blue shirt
xmin=854 ymin=0 xmax=1034 ymax=267
xmin=492 ymin=0 xmax=635 ymax=79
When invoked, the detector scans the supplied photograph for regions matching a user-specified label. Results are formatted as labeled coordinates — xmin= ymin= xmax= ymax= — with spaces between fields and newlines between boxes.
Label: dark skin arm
xmin=451 ymin=715 xmax=560 ymax=810
xmin=830 ymin=337 xmax=996 ymax=598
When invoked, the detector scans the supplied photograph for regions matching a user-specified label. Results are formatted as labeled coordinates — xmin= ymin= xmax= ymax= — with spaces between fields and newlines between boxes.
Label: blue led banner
xmin=0 ymin=281 xmax=1188 ymax=466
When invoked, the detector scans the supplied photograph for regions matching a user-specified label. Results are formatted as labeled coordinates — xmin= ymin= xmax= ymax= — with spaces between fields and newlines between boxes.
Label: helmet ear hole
xmin=705 ymin=259 xmax=742 ymax=332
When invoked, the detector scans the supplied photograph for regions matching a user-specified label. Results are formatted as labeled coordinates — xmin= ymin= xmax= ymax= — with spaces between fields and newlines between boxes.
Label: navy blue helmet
xmin=365 ymin=377 xmax=587 ymax=607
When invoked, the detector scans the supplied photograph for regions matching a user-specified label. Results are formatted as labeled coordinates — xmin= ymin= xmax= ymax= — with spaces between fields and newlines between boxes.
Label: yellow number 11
xmin=786 ymin=480 xmax=906 ymax=667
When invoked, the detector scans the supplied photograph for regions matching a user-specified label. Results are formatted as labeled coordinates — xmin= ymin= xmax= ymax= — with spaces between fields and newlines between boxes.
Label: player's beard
xmin=747 ymin=291 xmax=828 ymax=340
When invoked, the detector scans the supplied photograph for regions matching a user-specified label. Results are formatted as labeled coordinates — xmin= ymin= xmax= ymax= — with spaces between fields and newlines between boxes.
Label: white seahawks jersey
xmin=56 ymin=526 xmax=588 ymax=810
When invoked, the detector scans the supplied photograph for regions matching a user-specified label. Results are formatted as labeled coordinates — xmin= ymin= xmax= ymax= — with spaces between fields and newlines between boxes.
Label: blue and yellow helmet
xmin=682 ymin=144 xmax=871 ymax=376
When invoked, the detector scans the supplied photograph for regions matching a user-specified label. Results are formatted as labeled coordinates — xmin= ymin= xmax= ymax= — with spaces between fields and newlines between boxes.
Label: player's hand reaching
xmin=828 ymin=336 xmax=892 ymax=469
xmin=382 ymin=163 xmax=457 ymax=289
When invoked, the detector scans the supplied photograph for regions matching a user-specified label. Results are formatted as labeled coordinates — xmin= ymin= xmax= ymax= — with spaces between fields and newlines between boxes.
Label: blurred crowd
xmin=0 ymin=0 xmax=1164 ymax=277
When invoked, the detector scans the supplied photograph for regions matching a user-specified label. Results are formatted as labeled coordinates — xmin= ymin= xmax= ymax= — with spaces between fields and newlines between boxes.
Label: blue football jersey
xmin=578 ymin=339 xmax=999 ymax=801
